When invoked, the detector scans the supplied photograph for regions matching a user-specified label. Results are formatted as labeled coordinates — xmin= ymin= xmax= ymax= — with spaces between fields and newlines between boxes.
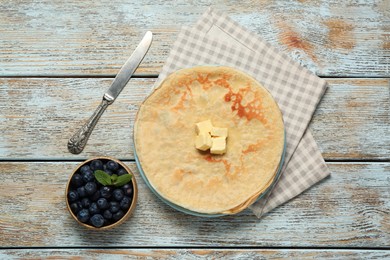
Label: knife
xmin=67 ymin=31 xmax=153 ymax=154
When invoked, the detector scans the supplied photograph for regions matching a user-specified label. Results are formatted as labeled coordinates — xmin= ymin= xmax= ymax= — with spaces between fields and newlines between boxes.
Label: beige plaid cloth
xmin=155 ymin=8 xmax=330 ymax=217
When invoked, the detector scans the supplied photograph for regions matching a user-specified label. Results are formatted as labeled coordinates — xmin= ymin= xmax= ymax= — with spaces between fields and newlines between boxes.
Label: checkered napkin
xmin=155 ymin=8 xmax=330 ymax=218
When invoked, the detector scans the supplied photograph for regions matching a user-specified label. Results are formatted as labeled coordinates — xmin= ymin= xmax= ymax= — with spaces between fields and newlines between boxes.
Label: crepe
xmin=134 ymin=66 xmax=285 ymax=214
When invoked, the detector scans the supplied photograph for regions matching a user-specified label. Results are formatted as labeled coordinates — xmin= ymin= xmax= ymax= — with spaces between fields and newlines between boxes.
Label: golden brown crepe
xmin=134 ymin=66 xmax=284 ymax=214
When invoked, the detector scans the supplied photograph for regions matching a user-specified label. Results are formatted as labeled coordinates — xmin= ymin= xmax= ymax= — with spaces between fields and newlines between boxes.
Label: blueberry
xmin=90 ymin=190 xmax=100 ymax=202
xmin=71 ymin=173 xmax=84 ymax=187
xmin=106 ymin=160 xmax=119 ymax=172
xmin=77 ymin=186 xmax=87 ymax=198
xmin=77 ymin=209 xmax=90 ymax=223
xmin=81 ymin=197 xmax=91 ymax=208
xmin=85 ymin=182 xmax=97 ymax=195
xmin=109 ymin=201 xmax=120 ymax=213
xmin=103 ymin=169 xmax=114 ymax=176
xmin=90 ymin=214 xmax=105 ymax=227
xmin=90 ymin=159 xmax=104 ymax=171
xmin=82 ymin=169 xmax=95 ymax=183
xmin=113 ymin=189 xmax=124 ymax=201
xmin=80 ymin=164 xmax=91 ymax=175
xmin=117 ymin=168 xmax=128 ymax=176
xmin=89 ymin=202 xmax=100 ymax=215
xmin=97 ymin=198 xmax=109 ymax=210
xmin=100 ymin=186 xmax=112 ymax=199
xmin=120 ymin=196 xmax=131 ymax=210
xmin=67 ymin=190 xmax=79 ymax=202
xmin=122 ymin=184 xmax=133 ymax=196
xmin=103 ymin=209 xmax=113 ymax=220
xmin=112 ymin=210 xmax=125 ymax=222
xmin=70 ymin=202 xmax=82 ymax=214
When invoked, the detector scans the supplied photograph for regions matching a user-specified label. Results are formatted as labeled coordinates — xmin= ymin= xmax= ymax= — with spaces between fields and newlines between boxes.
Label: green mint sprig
xmin=94 ymin=170 xmax=132 ymax=187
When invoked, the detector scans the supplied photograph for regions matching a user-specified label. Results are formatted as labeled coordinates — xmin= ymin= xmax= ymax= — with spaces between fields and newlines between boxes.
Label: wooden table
xmin=1 ymin=1 xmax=389 ymax=258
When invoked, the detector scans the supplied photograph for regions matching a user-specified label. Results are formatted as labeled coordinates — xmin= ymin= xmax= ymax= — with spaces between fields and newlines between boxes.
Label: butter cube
xmin=195 ymin=120 xmax=213 ymax=134
xmin=211 ymin=127 xmax=228 ymax=138
xmin=195 ymin=132 xmax=212 ymax=151
xmin=210 ymin=136 xmax=227 ymax=155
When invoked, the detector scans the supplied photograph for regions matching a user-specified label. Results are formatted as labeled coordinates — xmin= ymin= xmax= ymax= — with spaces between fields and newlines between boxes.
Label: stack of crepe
xmin=134 ymin=66 xmax=285 ymax=215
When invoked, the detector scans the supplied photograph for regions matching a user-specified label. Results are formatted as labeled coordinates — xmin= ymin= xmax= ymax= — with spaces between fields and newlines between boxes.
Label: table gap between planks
xmin=0 ymin=0 xmax=389 ymax=259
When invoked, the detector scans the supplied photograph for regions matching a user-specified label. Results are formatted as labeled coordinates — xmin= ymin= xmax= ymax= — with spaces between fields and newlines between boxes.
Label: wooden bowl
xmin=65 ymin=156 xmax=138 ymax=230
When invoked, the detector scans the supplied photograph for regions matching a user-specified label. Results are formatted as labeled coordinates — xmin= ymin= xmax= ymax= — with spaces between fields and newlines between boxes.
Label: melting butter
xmin=210 ymin=136 xmax=227 ymax=155
xmin=195 ymin=120 xmax=213 ymax=135
xmin=211 ymin=127 xmax=228 ymax=138
xmin=195 ymin=120 xmax=228 ymax=155
xmin=195 ymin=132 xmax=212 ymax=151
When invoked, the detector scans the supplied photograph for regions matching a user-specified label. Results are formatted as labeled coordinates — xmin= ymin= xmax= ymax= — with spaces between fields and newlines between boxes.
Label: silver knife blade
xmin=67 ymin=31 xmax=153 ymax=154
xmin=104 ymin=31 xmax=153 ymax=103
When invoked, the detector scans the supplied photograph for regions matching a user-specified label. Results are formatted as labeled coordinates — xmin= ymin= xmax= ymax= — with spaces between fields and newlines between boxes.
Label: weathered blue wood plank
xmin=1 ymin=249 xmax=389 ymax=259
xmin=0 ymin=78 xmax=388 ymax=160
xmin=0 ymin=162 xmax=388 ymax=247
xmin=0 ymin=0 xmax=388 ymax=77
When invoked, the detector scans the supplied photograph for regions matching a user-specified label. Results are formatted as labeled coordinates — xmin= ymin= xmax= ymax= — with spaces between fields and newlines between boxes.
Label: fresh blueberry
xmin=90 ymin=159 xmax=104 ymax=171
xmin=77 ymin=186 xmax=87 ymax=198
xmin=113 ymin=189 xmax=124 ymax=201
xmin=79 ymin=164 xmax=91 ymax=175
xmin=85 ymin=182 xmax=97 ymax=195
xmin=106 ymin=160 xmax=119 ymax=172
xmin=90 ymin=190 xmax=100 ymax=202
xmin=89 ymin=202 xmax=100 ymax=215
xmin=100 ymin=186 xmax=112 ymax=199
xmin=76 ymin=201 xmax=83 ymax=210
xmin=77 ymin=209 xmax=90 ymax=223
xmin=90 ymin=214 xmax=105 ymax=228
xmin=97 ymin=198 xmax=109 ymax=210
xmin=103 ymin=210 xmax=113 ymax=220
xmin=103 ymin=169 xmax=114 ymax=176
xmin=109 ymin=201 xmax=120 ymax=213
xmin=122 ymin=184 xmax=133 ymax=196
xmin=112 ymin=210 xmax=125 ymax=222
xmin=81 ymin=197 xmax=91 ymax=208
xmin=120 ymin=196 xmax=131 ymax=210
xmin=82 ymin=169 xmax=95 ymax=183
xmin=117 ymin=168 xmax=128 ymax=176
xmin=71 ymin=173 xmax=84 ymax=187
xmin=67 ymin=190 xmax=79 ymax=202
xmin=70 ymin=202 xmax=82 ymax=214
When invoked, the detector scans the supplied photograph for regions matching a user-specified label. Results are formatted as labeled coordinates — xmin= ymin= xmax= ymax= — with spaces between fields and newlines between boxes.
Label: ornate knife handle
xmin=67 ymin=99 xmax=110 ymax=154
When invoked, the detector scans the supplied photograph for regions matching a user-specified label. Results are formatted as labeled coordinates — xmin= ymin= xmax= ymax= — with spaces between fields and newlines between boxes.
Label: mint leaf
xmin=94 ymin=170 xmax=112 ymax=186
xmin=111 ymin=174 xmax=118 ymax=182
xmin=113 ymin=174 xmax=132 ymax=187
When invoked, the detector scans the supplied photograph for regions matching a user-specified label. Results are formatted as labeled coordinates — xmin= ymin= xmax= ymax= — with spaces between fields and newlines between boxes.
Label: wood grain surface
xmin=1 ymin=0 xmax=389 ymax=257
xmin=0 ymin=0 xmax=389 ymax=77
xmin=0 ymin=161 xmax=388 ymax=247
xmin=1 ymin=249 xmax=389 ymax=259
xmin=0 ymin=78 xmax=388 ymax=160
